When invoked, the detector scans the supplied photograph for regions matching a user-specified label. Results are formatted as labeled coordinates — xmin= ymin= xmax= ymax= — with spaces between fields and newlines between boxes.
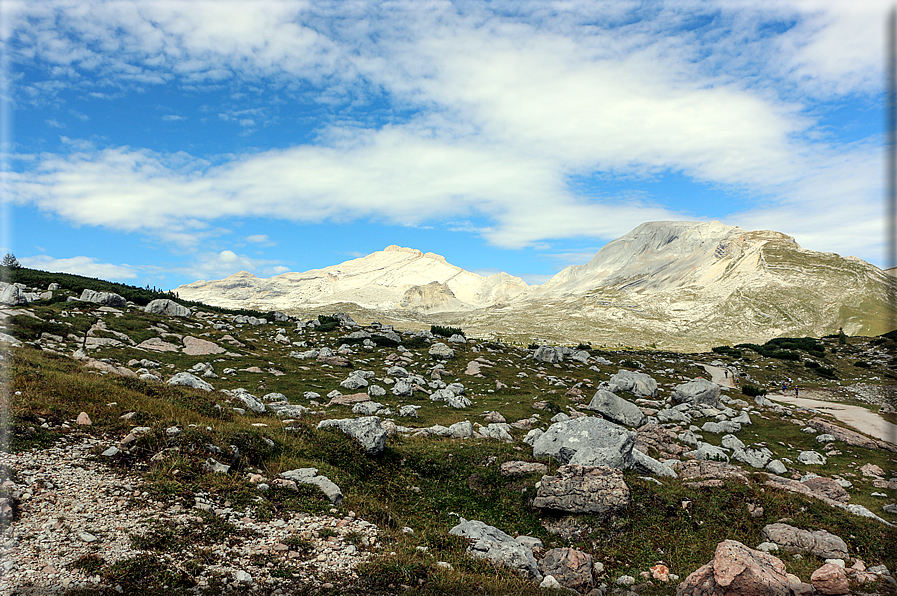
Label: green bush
xmin=431 ymin=325 xmax=464 ymax=338
xmin=854 ymin=361 xmax=871 ymax=368
xmin=575 ymin=343 xmax=591 ymax=351
xmin=741 ymin=384 xmax=766 ymax=397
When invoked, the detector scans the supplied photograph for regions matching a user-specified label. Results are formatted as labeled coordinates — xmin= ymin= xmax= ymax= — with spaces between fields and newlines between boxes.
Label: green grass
xmin=4 ymin=296 xmax=897 ymax=594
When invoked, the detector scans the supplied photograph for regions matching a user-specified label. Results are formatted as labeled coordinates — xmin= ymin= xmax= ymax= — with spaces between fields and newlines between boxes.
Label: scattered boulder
xmin=586 ymin=389 xmax=644 ymax=427
xmin=608 ymin=369 xmax=657 ymax=397
xmin=317 ymin=416 xmax=387 ymax=456
xmin=798 ymin=451 xmax=826 ymax=465
xmin=79 ymin=289 xmax=126 ymax=308
xmin=811 ymin=563 xmax=849 ymax=595
xmin=429 ymin=343 xmax=455 ymax=359
xmin=532 ymin=465 xmax=630 ymax=515
xmin=533 ymin=345 xmax=563 ymax=363
xmin=449 ymin=519 xmax=541 ymax=580
xmin=279 ymin=468 xmax=344 ymax=505
xmin=144 ymin=299 xmax=191 ymax=317
xmin=539 ymin=547 xmax=595 ymax=593
xmin=760 ymin=523 xmax=849 ymax=560
xmin=182 ymin=336 xmax=225 ymax=356
xmin=532 ymin=417 xmax=635 ymax=468
xmin=166 ymin=372 xmax=213 ymax=392
xmin=676 ymin=539 xmax=792 ymax=596
xmin=671 ymin=378 xmax=721 ymax=407
xmin=801 ymin=477 xmax=850 ymax=503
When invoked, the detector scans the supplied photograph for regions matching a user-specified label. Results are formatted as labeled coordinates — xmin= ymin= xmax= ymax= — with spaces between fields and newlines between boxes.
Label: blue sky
xmin=1 ymin=0 xmax=890 ymax=289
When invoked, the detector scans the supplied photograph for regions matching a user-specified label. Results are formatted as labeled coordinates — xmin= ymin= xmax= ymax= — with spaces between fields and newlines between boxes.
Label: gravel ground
xmin=0 ymin=435 xmax=381 ymax=595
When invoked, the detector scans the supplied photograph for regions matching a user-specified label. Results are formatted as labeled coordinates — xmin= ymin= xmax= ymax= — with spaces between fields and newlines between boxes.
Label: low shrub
xmin=431 ymin=325 xmax=464 ymax=338
xmin=741 ymin=384 xmax=766 ymax=397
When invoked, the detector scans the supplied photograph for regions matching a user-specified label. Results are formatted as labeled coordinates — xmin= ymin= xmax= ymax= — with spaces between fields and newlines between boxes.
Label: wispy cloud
xmin=161 ymin=114 xmax=185 ymax=121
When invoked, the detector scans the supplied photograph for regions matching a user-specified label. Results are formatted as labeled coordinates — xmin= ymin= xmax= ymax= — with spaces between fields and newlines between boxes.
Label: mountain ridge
xmin=174 ymin=220 xmax=896 ymax=349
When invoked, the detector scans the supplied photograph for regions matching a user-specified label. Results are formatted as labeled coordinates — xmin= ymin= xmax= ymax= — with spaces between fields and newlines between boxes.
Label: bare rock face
xmin=532 ymin=465 xmax=630 ymax=515
xmin=586 ymin=389 xmax=644 ymax=427
xmin=532 ymin=416 xmax=635 ymax=468
xmin=672 ymin=378 xmax=721 ymax=407
xmin=499 ymin=461 xmax=548 ymax=477
xmin=672 ymin=460 xmax=751 ymax=487
xmin=810 ymin=563 xmax=850 ymax=595
xmin=144 ymin=298 xmax=191 ymax=317
xmin=677 ymin=539 xmax=792 ymax=596
xmin=760 ymin=523 xmax=848 ymax=560
xmin=539 ymin=547 xmax=595 ymax=593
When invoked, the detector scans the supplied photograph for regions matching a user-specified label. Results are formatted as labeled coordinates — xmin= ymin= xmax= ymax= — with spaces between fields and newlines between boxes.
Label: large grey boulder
xmin=79 ymin=289 xmax=127 ymax=308
xmin=447 ymin=394 xmax=472 ymax=409
xmin=533 ymin=345 xmax=563 ymax=363
xmin=532 ymin=417 xmax=635 ymax=468
xmin=586 ymin=389 xmax=644 ymax=427
xmin=166 ymin=372 xmax=213 ymax=392
xmin=0 ymin=284 xmax=25 ymax=306
xmin=608 ymin=369 xmax=657 ymax=397
xmin=317 ymin=416 xmax=387 ymax=456
xmin=761 ymin=523 xmax=849 ymax=560
xmin=144 ymin=299 xmax=191 ymax=317
xmin=429 ymin=342 xmax=455 ymax=359
xmin=279 ymin=468 xmax=344 ymax=505
xmin=533 ymin=465 xmax=630 ymax=515
xmin=671 ymin=378 xmax=721 ymax=407
xmin=449 ymin=519 xmax=541 ymax=580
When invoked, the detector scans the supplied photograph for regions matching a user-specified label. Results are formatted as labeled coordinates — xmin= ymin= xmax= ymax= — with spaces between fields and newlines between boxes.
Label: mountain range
xmin=175 ymin=221 xmax=896 ymax=350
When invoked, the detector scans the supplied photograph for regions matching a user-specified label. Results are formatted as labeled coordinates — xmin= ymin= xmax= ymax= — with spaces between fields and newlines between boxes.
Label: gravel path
xmin=0 ymin=435 xmax=381 ymax=594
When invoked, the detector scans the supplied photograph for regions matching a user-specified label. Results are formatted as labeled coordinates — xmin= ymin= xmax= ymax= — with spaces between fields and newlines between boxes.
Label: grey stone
xmin=798 ymin=451 xmax=826 ymax=465
xmin=398 ymin=405 xmax=420 ymax=418
xmin=721 ymin=434 xmax=745 ymax=451
xmin=204 ymin=458 xmax=230 ymax=474
xmin=533 ymin=417 xmax=635 ymax=468
xmin=280 ymin=468 xmax=344 ymax=505
xmin=144 ymin=299 xmax=191 ymax=317
xmin=447 ymin=394 xmax=472 ymax=409
xmin=448 ymin=420 xmax=474 ymax=438
xmin=533 ymin=465 xmax=630 ymax=515
xmin=317 ymin=416 xmax=387 ymax=456
xmin=701 ymin=420 xmax=742 ymax=434
xmin=766 ymin=459 xmax=788 ymax=475
xmin=671 ymin=378 xmax=721 ymax=407
xmin=221 ymin=388 xmax=265 ymax=413
xmin=368 ymin=384 xmax=386 ymax=397
xmin=166 ymin=372 xmax=213 ymax=392
xmin=392 ymin=379 xmax=414 ymax=397
xmin=352 ymin=401 xmax=384 ymax=415
xmin=523 ymin=428 xmax=544 ymax=446
xmin=586 ymin=389 xmax=644 ymax=427
xmin=480 ymin=423 xmax=513 ymax=442
xmin=608 ymin=370 xmax=658 ymax=397
xmin=685 ymin=442 xmax=730 ymax=462
xmin=340 ymin=375 xmax=368 ymax=390
xmin=429 ymin=342 xmax=455 ymax=359
xmin=449 ymin=519 xmax=541 ymax=580
xmin=448 ymin=333 xmax=467 ymax=343
xmin=631 ymin=449 xmax=677 ymax=478
xmin=533 ymin=346 xmax=563 ymax=363
xmin=430 ymin=388 xmax=454 ymax=402
xmin=732 ymin=447 xmax=773 ymax=469
xmin=387 ymin=366 xmax=409 ymax=378
xmin=79 ymin=289 xmax=126 ymax=308
xmin=761 ymin=523 xmax=848 ymax=559
xmin=816 ymin=434 xmax=837 ymax=444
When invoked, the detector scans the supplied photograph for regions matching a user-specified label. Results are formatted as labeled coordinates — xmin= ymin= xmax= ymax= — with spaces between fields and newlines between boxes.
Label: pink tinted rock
xmin=801 ymin=476 xmax=850 ymax=503
xmin=76 ymin=412 xmax=92 ymax=426
xmin=677 ymin=539 xmax=791 ymax=596
xmin=651 ymin=563 xmax=670 ymax=582
xmin=182 ymin=336 xmax=225 ymax=356
xmin=811 ymin=563 xmax=849 ymax=595
xmin=860 ymin=463 xmax=884 ymax=477
xmin=539 ymin=547 xmax=595 ymax=592
xmin=137 ymin=337 xmax=180 ymax=352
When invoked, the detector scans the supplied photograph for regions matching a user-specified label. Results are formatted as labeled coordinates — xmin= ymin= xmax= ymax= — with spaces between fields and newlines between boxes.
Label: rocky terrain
xmin=0 ymin=279 xmax=895 ymax=595
xmin=173 ymin=221 xmax=897 ymax=350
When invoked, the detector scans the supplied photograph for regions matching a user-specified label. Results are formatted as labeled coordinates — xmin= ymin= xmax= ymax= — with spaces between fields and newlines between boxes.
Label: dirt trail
xmin=767 ymin=389 xmax=897 ymax=445
xmin=700 ymin=363 xmax=737 ymax=389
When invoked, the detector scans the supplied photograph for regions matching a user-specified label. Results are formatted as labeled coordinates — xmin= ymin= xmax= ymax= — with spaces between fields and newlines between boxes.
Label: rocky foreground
xmin=1 ymin=284 xmax=896 ymax=595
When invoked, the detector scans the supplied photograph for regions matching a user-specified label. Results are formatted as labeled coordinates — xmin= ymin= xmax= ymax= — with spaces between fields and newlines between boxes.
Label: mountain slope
xmin=174 ymin=221 xmax=896 ymax=349
xmin=175 ymin=245 xmax=529 ymax=313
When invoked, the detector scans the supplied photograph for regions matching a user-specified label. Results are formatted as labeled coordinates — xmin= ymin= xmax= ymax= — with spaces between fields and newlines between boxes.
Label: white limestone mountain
xmin=175 ymin=245 xmax=529 ymax=314
xmin=174 ymin=221 xmax=896 ymax=349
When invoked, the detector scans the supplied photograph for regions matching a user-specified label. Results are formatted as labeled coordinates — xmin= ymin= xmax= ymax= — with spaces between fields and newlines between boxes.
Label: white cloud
xmin=5 ymin=1 xmax=890 ymax=264
xmin=161 ymin=114 xmax=184 ymax=121
xmin=20 ymin=255 xmax=138 ymax=280
xmin=164 ymin=250 xmax=287 ymax=281
xmin=271 ymin=265 xmax=289 ymax=274
xmin=245 ymin=234 xmax=270 ymax=244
